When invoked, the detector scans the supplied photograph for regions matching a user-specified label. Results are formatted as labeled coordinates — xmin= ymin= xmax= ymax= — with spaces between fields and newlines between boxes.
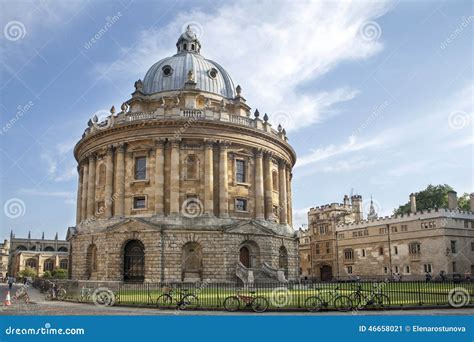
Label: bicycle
xmin=349 ymin=284 xmax=390 ymax=310
xmin=156 ymin=288 xmax=199 ymax=310
xmin=305 ymin=286 xmax=352 ymax=312
xmin=79 ymin=286 xmax=94 ymax=302
xmin=223 ymin=290 xmax=269 ymax=313
xmin=45 ymin=282 xmax=66 ymax=301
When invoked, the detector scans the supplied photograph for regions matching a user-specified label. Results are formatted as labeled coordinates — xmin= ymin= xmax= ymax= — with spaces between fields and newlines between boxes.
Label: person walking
xmin=7 ymin=275 xmax=15 ymax=291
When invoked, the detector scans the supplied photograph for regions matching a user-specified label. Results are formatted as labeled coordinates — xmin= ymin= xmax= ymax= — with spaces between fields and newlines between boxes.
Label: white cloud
xmin=40 ymin=140 xmax=77 ymax=182
xmin=291 ymin=207 xmax=310 ymax=230
xmin=295 ymin=134 xmax=386 ymax=168
xmin=97 ymin=0 xmax=391 ymax=131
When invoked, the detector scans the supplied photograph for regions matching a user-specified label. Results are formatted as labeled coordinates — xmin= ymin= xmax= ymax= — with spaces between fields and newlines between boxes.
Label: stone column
xmin=154 ymin=139 xmax=165 ymax=215
xmin=219 ymin=141 xmax=229 ymax=217
xmin=81 ymin=162 xmax=88 ymax=222
xmin=114 ymin=143 xmax=126 ymax=217
xmin=86 ymin=154 xmax=97 ymax=219
xmin=254 ymin=149 xmax=265 ymax=220
xmin=105 ymin=146 xmax=114 ymax=218
xmin=286 ymin=167 xmax=293 ymax=226
xmin=278 ymin=160 xmax=287 ymax=224
xmin=169 ymin=138 xmax=181 ymax=215
xmin=263 ymin=152 xmax=274 ymax=220
xmin=204 ymin=139 xmax=214 ymax=216
xmin=75 ymin=165 xmax=83 ymax=224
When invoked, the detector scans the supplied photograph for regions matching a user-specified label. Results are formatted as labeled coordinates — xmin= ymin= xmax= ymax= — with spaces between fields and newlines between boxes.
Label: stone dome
xmin=142 ymin=26 xmax=236 ymax=98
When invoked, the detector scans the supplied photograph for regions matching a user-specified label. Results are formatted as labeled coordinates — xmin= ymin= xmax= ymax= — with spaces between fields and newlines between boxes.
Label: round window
xmin=162 ymin=65 xmax=173 ymax=76
xmin=208 ymin=68 xmax=218 ymax=79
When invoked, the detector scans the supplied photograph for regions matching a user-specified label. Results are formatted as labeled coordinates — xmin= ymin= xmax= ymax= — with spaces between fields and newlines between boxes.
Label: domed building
xmin=68 ymin=26 xmax=298 ymax=283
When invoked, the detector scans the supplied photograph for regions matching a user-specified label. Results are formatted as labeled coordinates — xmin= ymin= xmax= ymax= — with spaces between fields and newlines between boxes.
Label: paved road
xmin=1 ymin=284 xmax=473 ymax=316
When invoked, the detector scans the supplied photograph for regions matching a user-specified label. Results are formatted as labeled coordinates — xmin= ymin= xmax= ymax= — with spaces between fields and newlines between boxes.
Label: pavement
xmin=1 ymin=283 xmax=473 ymax=316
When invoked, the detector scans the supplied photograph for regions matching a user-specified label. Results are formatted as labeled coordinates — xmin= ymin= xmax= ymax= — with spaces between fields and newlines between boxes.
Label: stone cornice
xmin=74 ymin=119 xmax=296 ymax=165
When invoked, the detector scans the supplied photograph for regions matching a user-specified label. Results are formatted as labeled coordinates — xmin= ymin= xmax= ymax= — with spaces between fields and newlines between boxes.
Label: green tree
xmin=458 ymin=193 xmax=471 ymax=211
xmin=18 ymin=267 xmax=37 ymax=279
xmin=394 ymin=184 xmax=459 ymax=215
xmin=51 ymin=268 xmax=67 ymax=279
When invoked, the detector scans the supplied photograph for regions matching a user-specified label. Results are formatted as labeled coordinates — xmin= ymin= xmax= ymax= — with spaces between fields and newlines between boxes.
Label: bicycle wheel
xmin=223 ymin=296 xmax=240 ymax=312
xmin=57 ymin=289 xmax=67 ymax=301
xmin=348 ymin=292 xmax=362 ymax=309
xmin=45 ymin=292 xmax=52 ymax=301
xmin=156 ymin=294 xmax=173 ymax=309
xmin=305 ymin=296 xmax=324 ymax=312
xmin=181 ymin=294 xmax=199 ymax=310
xmin=334 ymin=295 xmax=352 ymax=312
xmin=373 ymin=294 xmax=390 ymax=310
xmin=251 ymin=296 xmax=269 ymax=313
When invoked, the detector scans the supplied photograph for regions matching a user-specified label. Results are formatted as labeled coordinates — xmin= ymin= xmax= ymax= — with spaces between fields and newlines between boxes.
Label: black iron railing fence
xmin=32 ymin=278 xmax=474 ymax=311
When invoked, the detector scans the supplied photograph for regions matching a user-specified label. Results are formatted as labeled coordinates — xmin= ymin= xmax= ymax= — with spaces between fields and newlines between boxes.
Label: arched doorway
xmin=278 ymin=246 xmax=288 ymax=277
xmin=182 ymin=242 xmax=203 ymax=281
xmin=123 ymin=240 xmax=145 ymax=282
xmin=239 ymin=246 xmax=250 ymax=268
xmin=320 ymin=265 xmax=333 ymax=281
xmin=86 ymin=244 xmax=98 ymax=279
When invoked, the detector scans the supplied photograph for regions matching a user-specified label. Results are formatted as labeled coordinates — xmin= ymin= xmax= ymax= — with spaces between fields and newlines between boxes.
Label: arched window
xmin=16 ymin=245 xmax=27 ymax=251
xmin=58 ymin=247 xmax=68 ymax=252
xmin=44 ymin=246 xmax=54 ymax=252
xmin=182 ymin=242 xmax=203 ymax=281
xmin=191 ymin=43 xmax=195 ymax=50
xmin=59 ymin=259 xmax=68 ymax=270
xmin=25 ymin=258 xmax=37 ymax=269
xmin=186 ymin=154 xmax=199 ymax=180
xmin=123 ymin=240 xmax=145 ymax=282
xmin=44 ymin=259 xmax=54 ymax=272
xmin=272 ymin=170 xmax=279 ymax=191
xmin=30 ymin=246 xmax=36 ymax=251
xmin=279 ymin=246 xmax=288 ymax=276
xmin=86 ymin=244 xmax=98 ymax=277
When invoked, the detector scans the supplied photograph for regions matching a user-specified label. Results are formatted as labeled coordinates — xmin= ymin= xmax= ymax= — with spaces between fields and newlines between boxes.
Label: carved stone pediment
xmin=105 ymin=218 xmax=161 ymax=233
xmin=223 ymin=220 xmax=275 ymax=236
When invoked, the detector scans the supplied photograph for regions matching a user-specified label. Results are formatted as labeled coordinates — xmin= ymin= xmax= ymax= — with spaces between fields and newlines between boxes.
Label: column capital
xmin=169 ymin=137 xmax=181 ymax=148
xmin=204 ymin=138 xmax=217 ymax=149
xmin=278 ymin=158 xmax=288 ymax=168
xmin=106 ymin=145 xmax=114 ymax=156
xmin=254 ymin=148 xmax=264 ymax=158
xmin=219 ymin=140 xmax=231 ymax=149
xmin=87 ymin=152 xmax=98 ymax=162
xmin=154 ymin=138 xmax=166 ymax=147
xmin=263 ymin=150 xmax=274 ymax=158
xmin=115 ymin=142 xmax=127 ymax=153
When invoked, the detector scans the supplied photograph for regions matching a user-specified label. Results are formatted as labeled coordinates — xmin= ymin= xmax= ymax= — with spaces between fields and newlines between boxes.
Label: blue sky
xmin=0 ymin=0 xmax=472 ymax=240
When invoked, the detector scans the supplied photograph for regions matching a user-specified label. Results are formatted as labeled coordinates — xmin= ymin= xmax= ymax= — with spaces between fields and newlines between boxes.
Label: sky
xmin=0 ymin=0 xmax=472 ymax=240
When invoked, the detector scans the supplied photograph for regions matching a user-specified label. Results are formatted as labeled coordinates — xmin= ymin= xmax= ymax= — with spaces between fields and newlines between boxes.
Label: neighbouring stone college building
xmin=68 ymin=26 xmax=298 ymax=283
xmin=299 ymin=191 xmax=474 ymax=281
xmin=5 ymin=231 xmax=70 ymax=278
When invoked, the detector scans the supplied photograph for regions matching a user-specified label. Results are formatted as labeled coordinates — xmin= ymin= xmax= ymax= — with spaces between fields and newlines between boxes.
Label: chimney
xmin=343 ymin=195 xmax=350 ymax=208
xmin=351 ymin=195 xmax=363 ymax=222
xmin=470 ymin=193 xmax=474 ymax=213
xmin=409 ymin=193 xmax=417 ymax=213
xmin=447 ymin=191 xmax=457 ymax=210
